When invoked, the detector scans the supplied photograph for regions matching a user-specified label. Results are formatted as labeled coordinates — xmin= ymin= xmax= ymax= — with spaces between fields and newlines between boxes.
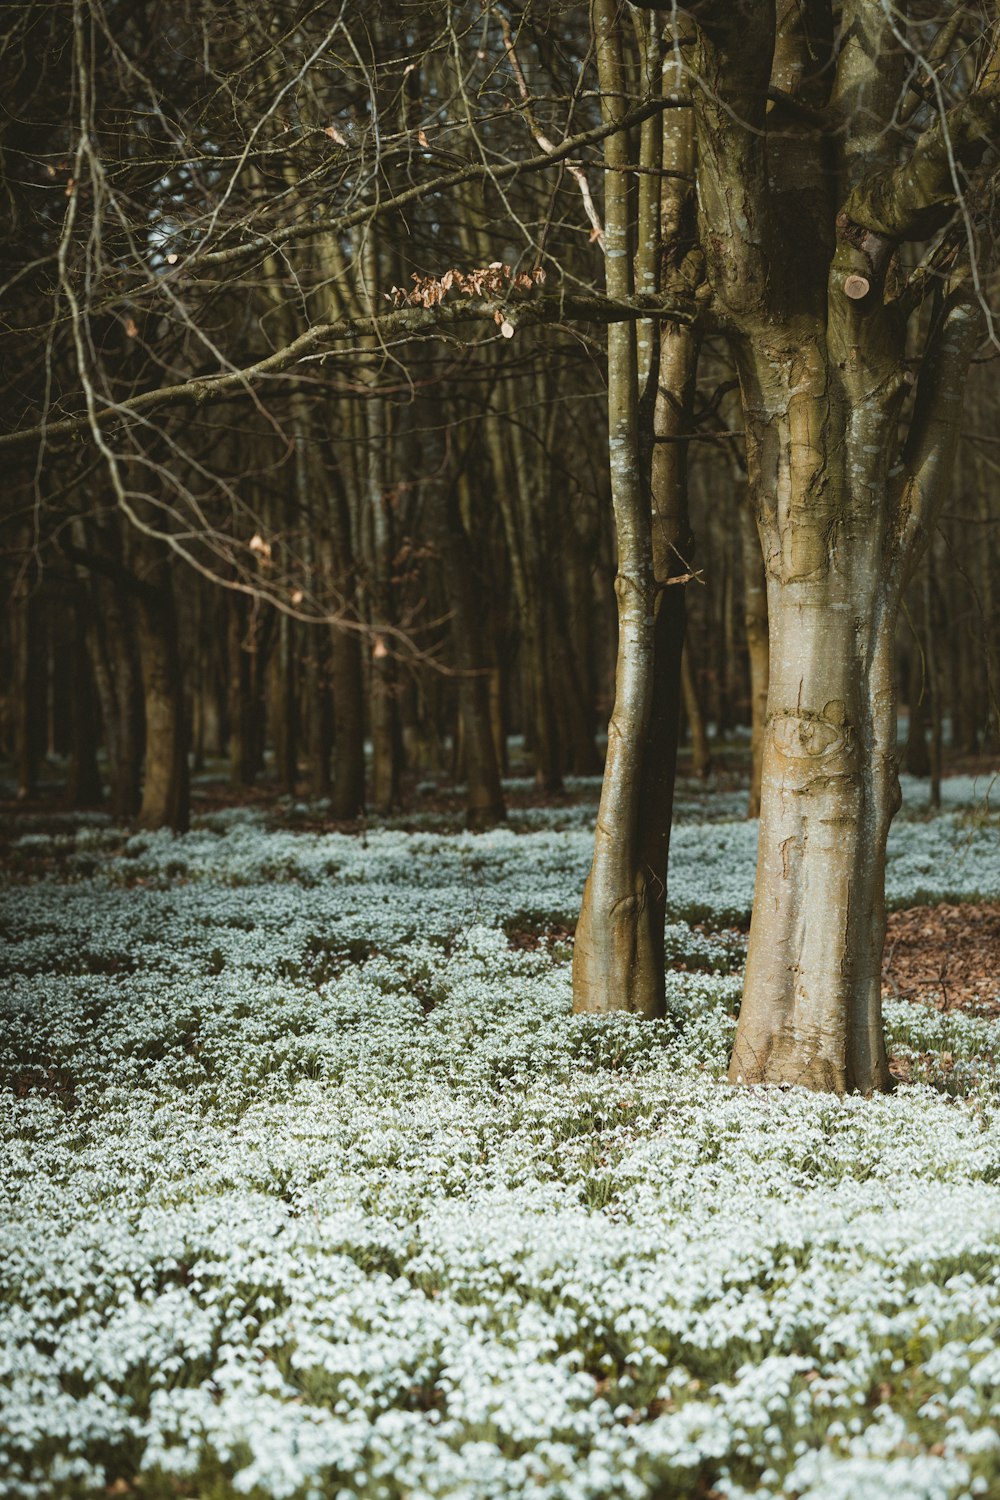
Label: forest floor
xmin=2 ymin=752 xmax=1000 ymax=1500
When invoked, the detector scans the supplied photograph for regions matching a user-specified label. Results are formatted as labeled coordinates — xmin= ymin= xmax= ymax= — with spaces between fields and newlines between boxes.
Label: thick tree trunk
xmin=136 ymin=577 xmax=189 ymax=833
xmin=740 ymin=500 xmax=769 ymax=816
xmin=730 ymin=584 xmax=898 ymax=1093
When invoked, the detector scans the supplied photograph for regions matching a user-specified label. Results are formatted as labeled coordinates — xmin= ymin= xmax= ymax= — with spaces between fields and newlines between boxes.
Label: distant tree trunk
xmin=11 ymin=565 xmax=40 ymax=800
xmin=681 ymin=642 xmax=711 ymax=780
xmin=925 ymin=557 xmax=943 ymax=810
xmin=90 ymin=580 xmax=144 ymax=820
xmin=432 ymin=472 xmax=506 ymax=830
xmin=68 ymin=596 xmax=102 ymax=807
xmin=486 ymin=406 xmax=563 ymax=794
xmin=330 ymin=623 xmax=365 ymax=818
xmin=268 ymin=611 xmax=297 ymax=794
xmin=228 ymin=594 xmax=260 ymax=789
xmin=136 ymin=572 xmax=189 ymax=833
xmin=903 ymin=621 xmax=931 ymax=778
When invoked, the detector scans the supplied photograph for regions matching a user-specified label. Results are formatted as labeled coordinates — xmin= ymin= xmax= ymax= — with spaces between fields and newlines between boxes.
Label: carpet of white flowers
xmin=2 ymin=771 xmax=1000 ymax=1500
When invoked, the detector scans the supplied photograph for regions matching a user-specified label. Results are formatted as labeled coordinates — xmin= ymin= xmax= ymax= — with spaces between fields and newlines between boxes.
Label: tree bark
xmin=136 ymin=573 xmax=189 ymax=833
xmin=574 ymin=3 xmax=696 ymax=1018
xmin=687 ymin=0 xmax=991 ymax=1091
xmin=740 ymin=498 xmax=769 ymax=816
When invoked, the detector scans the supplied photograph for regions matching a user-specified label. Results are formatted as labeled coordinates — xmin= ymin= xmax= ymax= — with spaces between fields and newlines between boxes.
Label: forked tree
xmin=574 ymin=0 xmax=999 ymax=1093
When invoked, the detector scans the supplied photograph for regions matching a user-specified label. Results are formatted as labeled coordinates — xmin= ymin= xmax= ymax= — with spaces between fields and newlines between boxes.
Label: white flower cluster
xmin=2 ymin=779 xmax=1000 ymax=1500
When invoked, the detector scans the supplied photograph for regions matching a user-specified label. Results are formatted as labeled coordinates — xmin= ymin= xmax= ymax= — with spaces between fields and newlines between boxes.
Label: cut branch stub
xmin=843 ymin=273 xmax=871 ymax=300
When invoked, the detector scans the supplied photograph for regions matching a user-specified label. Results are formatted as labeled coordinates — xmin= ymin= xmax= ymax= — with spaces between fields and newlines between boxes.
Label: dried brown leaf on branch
xmin=384 ymin=263 xmax=545 ymax=310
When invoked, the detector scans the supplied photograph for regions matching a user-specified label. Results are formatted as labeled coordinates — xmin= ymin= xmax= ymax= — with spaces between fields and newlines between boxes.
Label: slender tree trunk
xmin=269 ymin=611 xmax=297 ymax=793
xmin=574 ymin=3 xmax=689 ymax=1018
xmin=136 ymin=575 xmax=189 ymax=833
xmin=904 ymin=619 xmax=931 ymax=777
xmin=925 ymin=557 xmax=943 ymax=810
xmin=11 ymin=567 xmax=40 ymax=800
xmin=304 ymin=625 xmax=332 ymax=798
xmin=228 ymin=594 xmax=256 ymax=789
xmin=432 ymin=473 xmax=506 ymax=829
xmin=106 ymin=594 xmax=144 ymax=819
xmin=681 ymin=642 xmax=711 ymax=780
xmin=330 ymin=623 xmax=365 ymax=819
xmin=68 ymin=596 xmax=102 ymax=807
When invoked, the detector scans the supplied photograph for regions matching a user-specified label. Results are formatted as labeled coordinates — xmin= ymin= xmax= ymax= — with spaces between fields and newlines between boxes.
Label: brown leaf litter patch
xmin=882 ymin=902 xmax=1000 ymax=1017
xmin=507 ymin=922 xmax=575 ymax=952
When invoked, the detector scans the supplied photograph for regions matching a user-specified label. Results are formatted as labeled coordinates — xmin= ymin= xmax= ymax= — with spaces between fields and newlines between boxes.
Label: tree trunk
xmin=269 ymin=611 xmax=298 ymax=793
xmin=731 ymin=580 xmax=898 ymax=1092
xmin=903 ymin=617 xmax=931 ymax=777
xmin=68 ymin=596 xmax=103 ymax=807
xmin=330 ymin=624 xmax=365 ymax=819
xmin=228 ymin=594 xmax=257 ymax=789
xmin=740 ymin=499 xmax=769 ymax=816
xmin=136 ymin=576 xmax=189 ymax=833
xmin=11 ymin=566 xmax=41 ymax=800
xmin=681 ymin=643 xmax=711 ymax=781
xmin=573 ymin=6 xmax=694 ymax=1018
xmin=432 ymin=474 xmax=506 ymax=830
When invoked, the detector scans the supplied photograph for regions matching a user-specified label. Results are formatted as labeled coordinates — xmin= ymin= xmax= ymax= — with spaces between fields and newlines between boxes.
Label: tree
xmin=570 ymin=0 xmax=1000 ymax=1097
xmin=687 ymin=0 xmax=998 ymax=1090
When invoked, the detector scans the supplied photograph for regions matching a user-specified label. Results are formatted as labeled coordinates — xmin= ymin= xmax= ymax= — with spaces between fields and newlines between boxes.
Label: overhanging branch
xmin=1 ymin=290 xmax=697 ymax=454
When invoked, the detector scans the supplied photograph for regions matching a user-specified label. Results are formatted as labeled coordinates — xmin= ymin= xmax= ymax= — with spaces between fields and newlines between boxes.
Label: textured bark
xmin=574 ymin=9 xmax=696 ymax=1019
xmin=574 ymin=2 xmax=687 ymax=1019
xmin=740 ymin=500 xmax=769 ymax=816
xmin=688 ymin=0 xmax=992 ymax=1091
